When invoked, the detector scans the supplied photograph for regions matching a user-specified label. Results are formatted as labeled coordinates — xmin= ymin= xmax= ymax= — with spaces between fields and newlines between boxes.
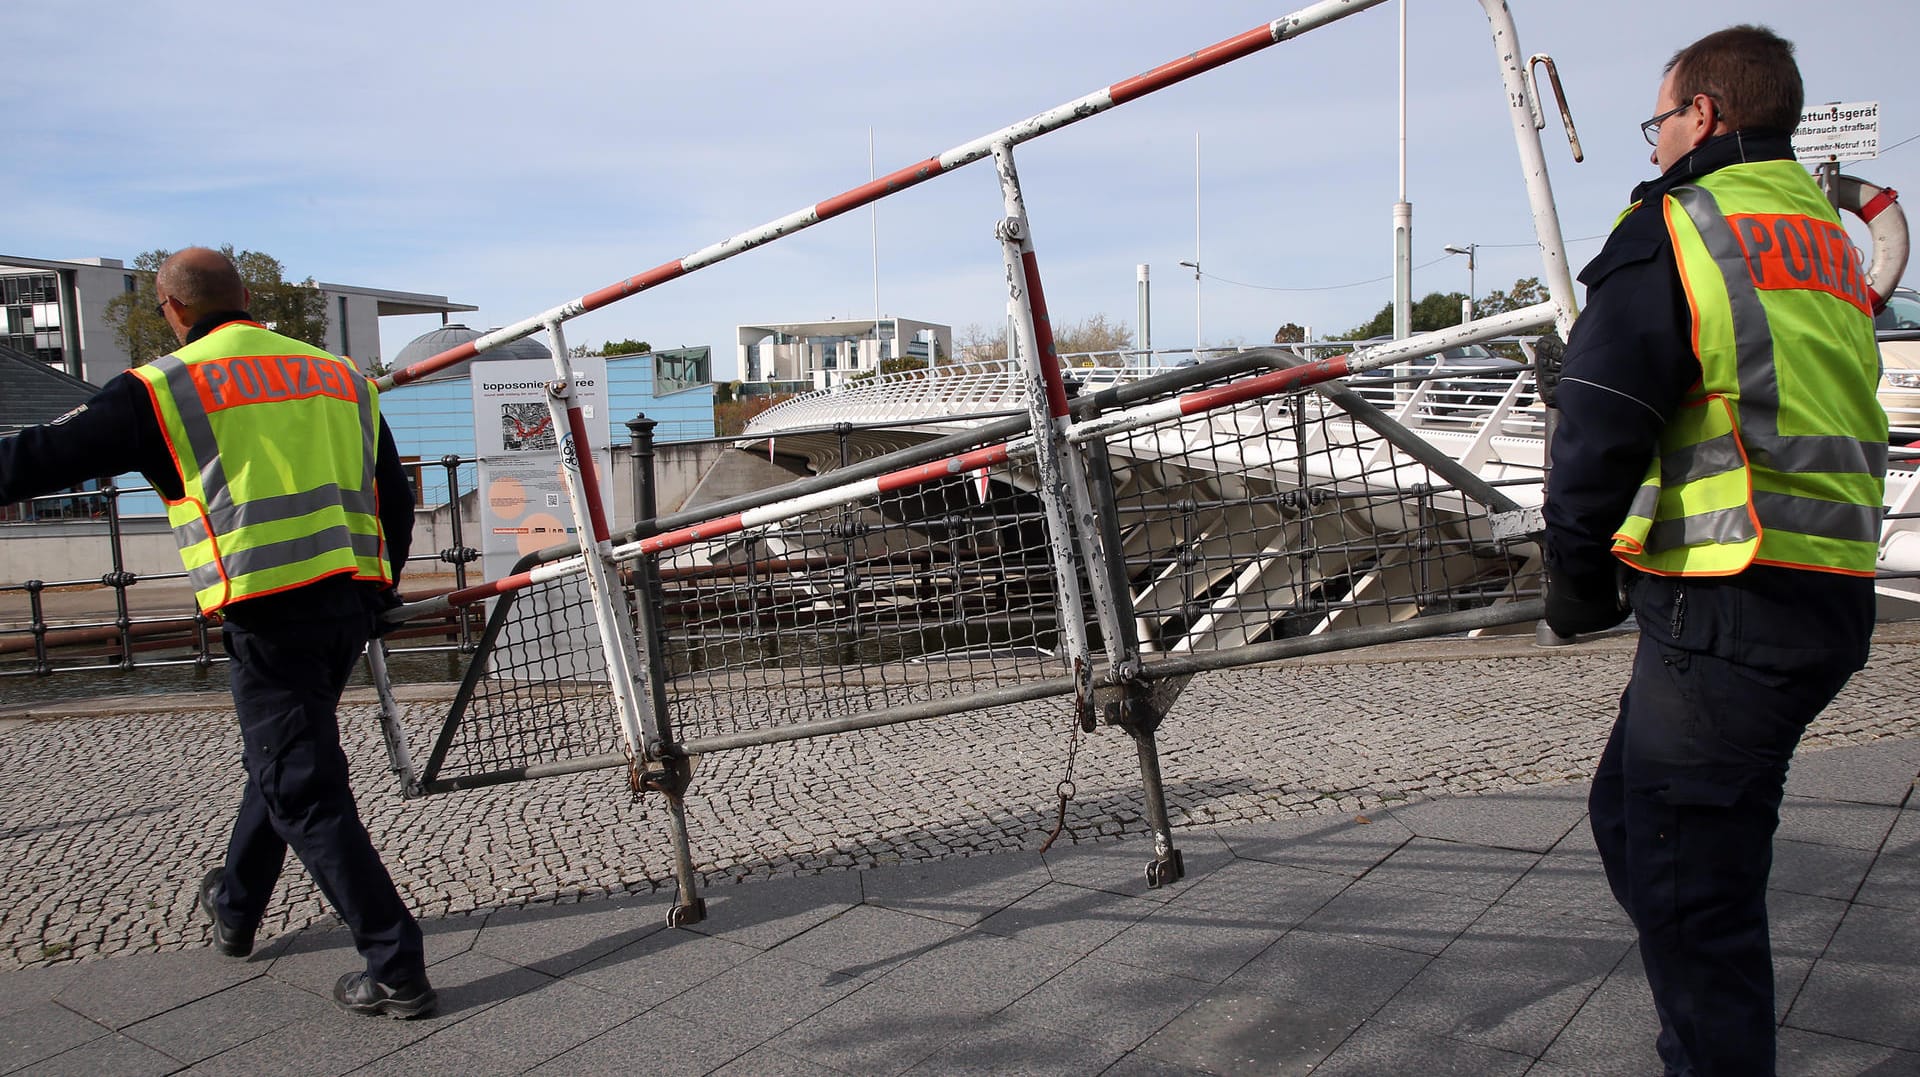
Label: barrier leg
xmin=641 ymin=753 xmax=707 ymax=927
xmin=1103 ymin=683 xmax=1184 ymax=887
xmin=363 ymin=638 xmax=422 ymax=797
xmin=541 ymin=319 xmax=703 ymax=927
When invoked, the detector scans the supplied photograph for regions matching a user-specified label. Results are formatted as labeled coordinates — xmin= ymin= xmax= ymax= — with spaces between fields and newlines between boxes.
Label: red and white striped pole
xmin=375 ymin=0 xmax=1393 ymax=393
xmin=392 ymin=300 xmax=1557 ymax=623
xmin=402 ymin=436 xmax=1032 ymax=617
xmin=989 ymin=141 xmax=1094 ymax=692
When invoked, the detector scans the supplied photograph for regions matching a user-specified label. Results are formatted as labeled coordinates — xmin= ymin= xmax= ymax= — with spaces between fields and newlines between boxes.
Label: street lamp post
xmin=1444 ymin=243 xmax=1477 ymax=320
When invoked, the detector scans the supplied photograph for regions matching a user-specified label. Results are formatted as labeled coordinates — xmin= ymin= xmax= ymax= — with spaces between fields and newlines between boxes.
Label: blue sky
xmin=10 ymin=1 xmax=1918 ymax=378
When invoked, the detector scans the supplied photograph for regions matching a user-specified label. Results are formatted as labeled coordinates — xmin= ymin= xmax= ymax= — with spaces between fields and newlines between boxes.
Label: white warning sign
xmin=1794 ymin=101 xmax=1880 ymax=163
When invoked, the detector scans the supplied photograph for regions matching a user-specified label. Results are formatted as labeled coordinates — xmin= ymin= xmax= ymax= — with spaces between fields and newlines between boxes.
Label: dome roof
xmin=390 ymin=324 xmax=552 ymax=381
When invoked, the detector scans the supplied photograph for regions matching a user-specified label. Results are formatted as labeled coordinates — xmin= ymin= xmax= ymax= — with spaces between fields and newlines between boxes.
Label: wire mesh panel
xmin=407 ymin=356 xmax=1554 ymax=794
xmin=656 ymin=470 xmax=1080 ymax=745
xmin=421 ymin=573 xmax=624 ymax=789
xmin=1093 ymin=380 xmax=1543 ymax=658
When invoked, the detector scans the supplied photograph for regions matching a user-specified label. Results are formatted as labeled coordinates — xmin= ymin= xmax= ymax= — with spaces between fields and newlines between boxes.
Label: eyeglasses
xmin=1640 ymin=95 xmax=1713 ymax=146
xmin=152 ymin=296 xmax=170 ymax=319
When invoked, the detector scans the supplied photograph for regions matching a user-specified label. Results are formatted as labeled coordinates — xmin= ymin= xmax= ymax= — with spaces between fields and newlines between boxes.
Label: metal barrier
xmin=381 ymin=335 xmax=1554 ymax=922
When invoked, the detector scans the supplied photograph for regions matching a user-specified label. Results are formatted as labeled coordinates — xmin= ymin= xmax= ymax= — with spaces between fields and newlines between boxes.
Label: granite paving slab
xmin=9 ymin=1031 xmax=178 ymax=1077
xmin=1135 ymin=984 xmax=1364 ymax=1076
xmin=858 ymin=852 xmax=1052 ymax=928
xmin=1211 ymin=811 xmax=1414 ymax=878
xmin=651 ymin=953 xmax=863 ymax=1042
xmin=1380 ymin=785 xmax=1589 ymax=853
xmin=769 ymin=980 xmax=992 ymax=1076
xmin=902 ymin=1014 xmax=1126 ymax=1076
xmin=0 ymin=1001 xmax=111 ymax=1075
xmin=1382 ymin=905 xmax=1630 ymax=1054
xmin=766 ymin=903 xmax=966 ymax=983
xmin=1309 ymin=1024 xmax=1535 ymax=1077
xmin=1298 ymin=878 xmax=1492 ymax=956
xmin=524 ymin=1009 xmax=760 ymax=1077
xmin=996 ymin=954 xmax=1212 ymax=1052
xmin=470 ymin=895 xmax=669 ymax=977
xmin=975 ymin=881 xmax=1162 ymax=958
xmin=1783 ymin=741 xmax=1920 ymax=805
xmin=1787 ymin=957 xmax=1920 ymax=1053
xmin=565 ymin=926 xmax=760 ymax=1008
xmin=119 ymin=976 xmax=313 ymax=1066
xmin=1854 ymin=846 xmax=1920 ymax=912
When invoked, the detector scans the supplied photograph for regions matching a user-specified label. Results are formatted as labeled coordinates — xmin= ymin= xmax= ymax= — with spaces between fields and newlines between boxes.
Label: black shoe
xmin=196 ymin=868 xmax=255 ymax=958
xmin=332 ymin=971 xmax=438 ymax=1019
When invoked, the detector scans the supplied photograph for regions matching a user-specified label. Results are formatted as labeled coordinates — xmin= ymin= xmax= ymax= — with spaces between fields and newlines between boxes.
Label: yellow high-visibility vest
xmin=1611 ymin=160 xmax=1886 ymax=576
xmin=132 ymin=321 xmax=392 ymax=612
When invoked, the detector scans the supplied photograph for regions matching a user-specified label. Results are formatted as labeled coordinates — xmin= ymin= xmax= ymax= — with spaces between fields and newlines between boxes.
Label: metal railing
xmin=1 ymin=456 xmax=491 ymax=677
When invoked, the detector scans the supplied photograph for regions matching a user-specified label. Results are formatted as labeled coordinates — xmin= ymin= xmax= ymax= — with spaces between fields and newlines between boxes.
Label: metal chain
xmin=1038 ymin=659 xmax=1086 ymax=853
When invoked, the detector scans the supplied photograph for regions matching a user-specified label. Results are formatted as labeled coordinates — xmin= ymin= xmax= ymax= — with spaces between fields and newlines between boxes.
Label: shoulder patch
xmin=49 ymin=404 xmax=88 ymax=426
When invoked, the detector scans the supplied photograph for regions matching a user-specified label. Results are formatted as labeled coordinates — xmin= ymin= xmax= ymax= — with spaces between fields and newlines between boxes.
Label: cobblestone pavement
xmin=4 ymin=627 xmax=1918 ymax=971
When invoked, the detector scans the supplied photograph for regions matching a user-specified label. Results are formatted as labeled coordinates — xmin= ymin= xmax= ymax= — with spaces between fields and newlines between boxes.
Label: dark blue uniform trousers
xmin=212 ymin=613 xmax=425 ymax=985
xmin=1589 ymin=631 xmax=1850 ymax=1077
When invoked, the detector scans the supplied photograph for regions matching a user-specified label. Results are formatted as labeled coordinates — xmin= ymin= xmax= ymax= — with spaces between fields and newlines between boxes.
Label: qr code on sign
xmin=500 ymin=403 xmax=556 ymax=451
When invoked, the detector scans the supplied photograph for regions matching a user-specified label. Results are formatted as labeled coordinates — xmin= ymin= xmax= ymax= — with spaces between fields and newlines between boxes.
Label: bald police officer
xmin=0 ymin=248 xmax=434 ymax=1018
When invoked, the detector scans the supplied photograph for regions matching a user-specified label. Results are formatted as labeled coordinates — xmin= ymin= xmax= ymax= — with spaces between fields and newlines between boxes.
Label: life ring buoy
xmin=1834 ymin=174 xmax=1908 ymax=314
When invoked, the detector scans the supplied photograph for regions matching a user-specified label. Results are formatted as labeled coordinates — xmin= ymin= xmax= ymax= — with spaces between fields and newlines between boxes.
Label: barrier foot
xmin=662 ymin=789 xmax=706 ymax=926
xmin=1130 ymin=729 xmax=1185 ymax=888
xmin=1104 ymin=683 xmax=1185 ymax=888
xmin=644 ymin=755 xmax=708 ymax=927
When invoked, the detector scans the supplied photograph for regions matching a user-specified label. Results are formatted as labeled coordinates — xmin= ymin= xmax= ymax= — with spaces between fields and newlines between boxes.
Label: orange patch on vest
xmin=190 ymin=353 xmax=359 ymax=413
xmin=1726 ymin=213 xmax=1873 ymax=315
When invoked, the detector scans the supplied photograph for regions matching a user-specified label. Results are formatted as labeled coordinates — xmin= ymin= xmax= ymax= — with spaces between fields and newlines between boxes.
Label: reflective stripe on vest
xmin=1670 ymin=186 xmax=1886 ymax=480
xmin=1610 ymin=164 xmax=1886 ymax=576
xmin=134 ymin=324 xmax=390 ymax=611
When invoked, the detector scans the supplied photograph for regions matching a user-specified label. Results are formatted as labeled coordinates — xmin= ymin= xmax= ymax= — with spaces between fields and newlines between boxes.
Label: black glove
xmin=1545 ymin=566 xmax=1630 ymax=638
xmin=1534 ymin=331 xmax=1566 ymax=410
xmin=370 ymin=586 xmax=406 ymax=639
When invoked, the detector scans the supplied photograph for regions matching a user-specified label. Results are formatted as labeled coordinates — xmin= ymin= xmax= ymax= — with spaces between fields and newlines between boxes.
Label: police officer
xmin=1543 ymin=27 xmax=1884 ymax=1076
xmin=0 ymin=248 xmax=435 ymax=1019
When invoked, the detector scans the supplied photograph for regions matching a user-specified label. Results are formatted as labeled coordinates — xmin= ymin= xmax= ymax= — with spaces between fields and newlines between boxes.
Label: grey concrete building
xmin=0 ymin=254 xmax=475 ymax=384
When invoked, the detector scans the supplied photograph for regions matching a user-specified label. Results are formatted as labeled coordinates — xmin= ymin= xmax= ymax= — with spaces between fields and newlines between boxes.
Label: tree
xmin=101 ymin=251 xmax=176 ymax=367
xmin=572 ymin=338 xmax=649 ymax=357
xmin=1335 ymin=291 xmax=1471 ymax=340
xmin=878 ymin=355 xmax=928 ymax=376
xmin=957 ymin=314 xmax=1133 ymax=364
xmin=103 ymin=246 xmax=327 ymax=366
xmin=956 ymin=322 xmax=1009 ymax=363
xmin=1472 ymin=276 xmax=1550 ymax=360
xmin=1473 ymin=277 xmax=1546 ymax=319
xmin=1052 ymin=313 xmax=1132 ymax=363
xmin=1272 ymin=322 xmax=1308 ymax=344
xmin=230 ymin=248 xmax=327 ymax=346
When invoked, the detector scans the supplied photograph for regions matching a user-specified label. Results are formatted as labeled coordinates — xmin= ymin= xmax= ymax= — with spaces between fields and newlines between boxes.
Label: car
xmin=1346 ymin=339 xmax=1531 ymax=417
xmin=1875 ymin=286 xmax=1920 ymax=438
xmin=1061 ymin=365 xmax=1126 ymax=393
